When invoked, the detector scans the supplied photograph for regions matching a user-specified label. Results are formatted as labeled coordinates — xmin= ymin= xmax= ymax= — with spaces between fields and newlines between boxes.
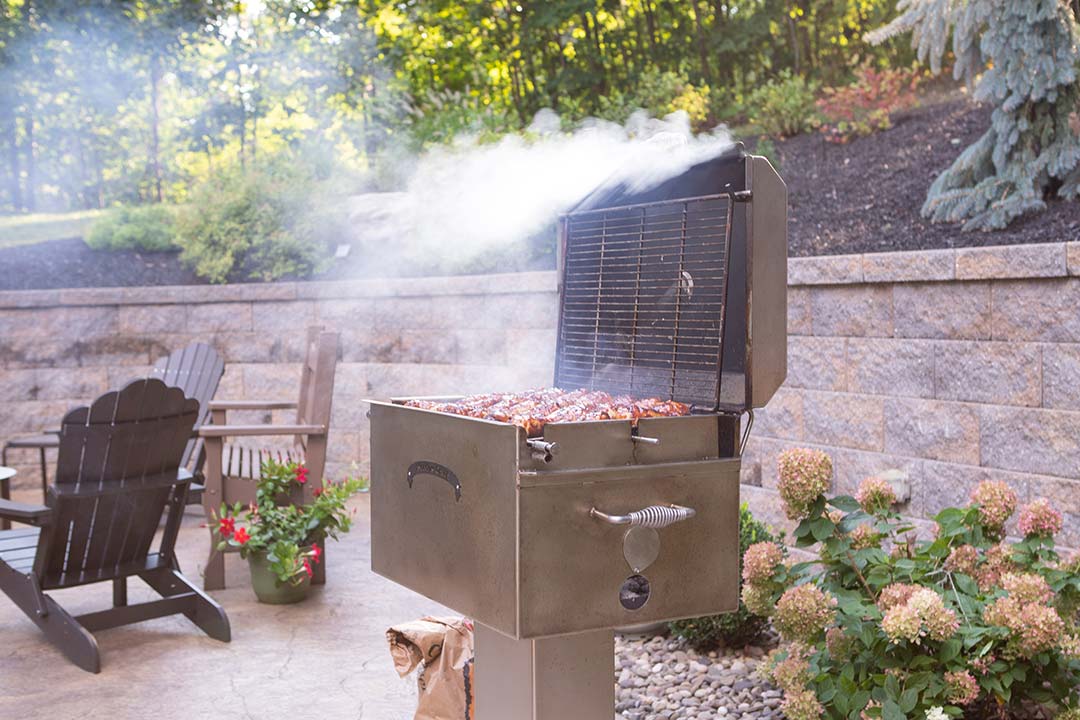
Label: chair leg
xmin=204 ymin=543 xmax=226 ymax=591
xmin=113 ymin=577 xmax=127 ymax=607
xmin=38 ymin=447 xmax=47 ymax=500
xmin=141 ymin=567 xmax=230 ymax=643
xmin=0 ymin=567 xmax=100 ymax=673
xmin=312 ymin=538 xmax=326 ymax=586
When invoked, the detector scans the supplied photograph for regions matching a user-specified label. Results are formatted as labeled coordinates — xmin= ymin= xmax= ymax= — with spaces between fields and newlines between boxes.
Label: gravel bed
xmin=615 ymin=633 xmax=783 ymax=720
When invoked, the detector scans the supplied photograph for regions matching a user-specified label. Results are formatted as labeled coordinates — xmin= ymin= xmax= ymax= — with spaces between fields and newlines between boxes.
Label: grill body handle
xmin=590 ymin=504 xmax=696 ymax=529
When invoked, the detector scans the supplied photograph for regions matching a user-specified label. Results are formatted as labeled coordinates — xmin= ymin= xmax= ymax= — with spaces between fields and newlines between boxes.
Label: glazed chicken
xmin=403 ymin=388 xmax=691 ymax=436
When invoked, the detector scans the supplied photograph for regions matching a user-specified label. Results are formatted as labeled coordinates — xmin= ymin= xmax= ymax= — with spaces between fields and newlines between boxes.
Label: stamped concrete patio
xmin=0 ymin=491 xmax=447 ymax=720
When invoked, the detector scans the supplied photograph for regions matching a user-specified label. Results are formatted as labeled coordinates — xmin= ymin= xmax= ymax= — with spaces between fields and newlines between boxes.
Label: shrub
xmin=747 ymin=71 xmax=819 ymax=138
xmin=596 ymin=70 xmax=713 ymax=130
xmin=816 ymin=64 xmax=920 ymax=144
xmin=85 ymin=205 xmax=177 ymax=252
xmin=175 ymin=160 xmax=338 ymax=283
xmin=748 ymin=451 xmax=1080 ymax=719
xmin=669 ymin=503 xmax=778 ymax=649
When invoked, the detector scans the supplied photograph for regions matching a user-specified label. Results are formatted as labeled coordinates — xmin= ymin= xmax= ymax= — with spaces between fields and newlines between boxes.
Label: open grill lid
xmin=553 ymin=145 xmax=786 ymax=413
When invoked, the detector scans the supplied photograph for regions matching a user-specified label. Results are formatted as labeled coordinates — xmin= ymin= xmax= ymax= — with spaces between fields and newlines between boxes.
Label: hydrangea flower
xmin=768 ymin=646 xmax=811 ymax=692
xmin=1017 ymin=498 xmax=1063 ymax=538
xmin=970 ymin=480 xmax=1018 ymax=537
xmin=742 ymin=542 xmax=784 ymax=585
xmin=877 ymin=582 xmax=919 ymax=611
xmin=849 ymin=524 xmax=881 ymax=550
xmin=945 ymin=544 xmax=978 ymax=575
xmin=1000 ymin=572 xmax=1054 ymax=606
xmin=774 ymin=584 xmax=837 ymax=643
xmin=777 ymin=448 xmax=833 ymax=520
xmin=825 ymin=626 xmax=854 ymax=660
xmin=944 ymin=670 xmax=979 ymax=705
xmin=780 ymin=688 xmax=825 ymax=720
xmin=977 ymin=543 xmax=1019 ymax=591
xmin=882 ymin=588 xmax=957 ymax=644
xmin=741 ymin=583 xmax=775 ymax=617
xmin=984 ymin=597 xmax=1067 ymax=657
xmin=856 ymin=476 xmax=897 ymax=514
xmin=925 ymin=708 xmax=949 ymax=720
xmin=1060 ymin=634 xmax=1080 ymax=661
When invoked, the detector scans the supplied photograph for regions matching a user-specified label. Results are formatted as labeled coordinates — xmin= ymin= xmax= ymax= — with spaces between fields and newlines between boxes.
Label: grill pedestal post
xmin=475 ymin=623 xmax=614 ymax=719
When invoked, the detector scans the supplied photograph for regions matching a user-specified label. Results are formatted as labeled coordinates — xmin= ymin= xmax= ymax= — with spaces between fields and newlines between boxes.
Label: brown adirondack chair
xmin=0 ymin=341 xmax=226 ymax=521
xmin=0 ymin=378 xmax=231 ymax=673
xmin=200 ymin=327 xmax=339 ymax=591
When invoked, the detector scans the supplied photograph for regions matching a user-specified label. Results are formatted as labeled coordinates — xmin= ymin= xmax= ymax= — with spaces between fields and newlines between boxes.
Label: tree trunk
xmin=690 ymin=0 xmax=713 ymax=85
xmin=149 ymin=52 xmax=163 ymax=202
xmin=24 ymin=111 xmax=35 ymax=212
xmin=1 ymin=101 xmax=20 ymax=212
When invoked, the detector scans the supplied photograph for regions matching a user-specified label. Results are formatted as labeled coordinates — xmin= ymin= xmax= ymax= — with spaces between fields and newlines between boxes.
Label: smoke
xmin=345 ymin=109 xmax=734 ymax=276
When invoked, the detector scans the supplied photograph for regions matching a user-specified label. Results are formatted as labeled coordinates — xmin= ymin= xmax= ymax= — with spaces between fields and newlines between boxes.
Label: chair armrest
xmin=208 ymin=400 xmax=298 ymax=411
xmin=0 ymin=499 xmax=52 ymax=527
xmin=199 ymin=424 xmax=325 ymax=438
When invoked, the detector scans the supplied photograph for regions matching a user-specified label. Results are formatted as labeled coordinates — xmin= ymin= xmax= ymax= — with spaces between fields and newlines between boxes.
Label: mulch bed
xmin=779 ymin=96 xmax=1080 ymax=257
xmin=1 ymin=94 xmax=1077 ymax=291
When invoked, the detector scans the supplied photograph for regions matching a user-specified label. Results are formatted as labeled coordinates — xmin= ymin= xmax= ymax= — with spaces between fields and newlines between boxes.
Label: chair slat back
xmin=152 ymin=341 xmax=225 ymax=470
xmin=39 ymin=379 xmax=198 ymax=589
xmin=294 ymin=328 xmax=339 ymax=448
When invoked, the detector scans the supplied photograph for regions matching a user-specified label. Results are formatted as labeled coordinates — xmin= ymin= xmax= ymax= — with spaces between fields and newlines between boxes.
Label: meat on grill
xmin=403 ymin=388 xmax=691 ymax=436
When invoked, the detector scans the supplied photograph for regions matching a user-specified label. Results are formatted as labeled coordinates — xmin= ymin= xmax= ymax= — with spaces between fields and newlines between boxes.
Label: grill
xmin=367 ymin=145 xmax=787 ymax=720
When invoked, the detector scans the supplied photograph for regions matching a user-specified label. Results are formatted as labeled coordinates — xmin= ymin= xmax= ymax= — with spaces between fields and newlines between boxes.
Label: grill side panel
xmin=369 ymin=402 xmax=521 ymax=636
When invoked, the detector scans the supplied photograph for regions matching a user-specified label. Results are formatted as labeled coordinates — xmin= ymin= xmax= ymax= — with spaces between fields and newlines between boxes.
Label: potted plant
xmin=212 ymin=459 xmax=366 ymax=604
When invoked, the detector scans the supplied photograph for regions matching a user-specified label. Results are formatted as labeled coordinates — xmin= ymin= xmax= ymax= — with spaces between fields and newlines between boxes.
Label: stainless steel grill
xmin=367 ymin=145 xmax=788 ymax=720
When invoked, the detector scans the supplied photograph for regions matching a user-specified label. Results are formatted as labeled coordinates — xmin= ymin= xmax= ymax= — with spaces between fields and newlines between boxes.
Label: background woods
xmin=0 ymin=0 xmax=913 ymax=215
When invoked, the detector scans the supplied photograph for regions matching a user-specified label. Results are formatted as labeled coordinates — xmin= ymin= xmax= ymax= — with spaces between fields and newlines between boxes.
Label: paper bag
xmin=388 ymin=616 xmax=475 ymax=720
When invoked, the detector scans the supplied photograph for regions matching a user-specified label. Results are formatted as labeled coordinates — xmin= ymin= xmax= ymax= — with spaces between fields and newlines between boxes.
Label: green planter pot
xmin=248 ymin=552 xmax=311 ymax=605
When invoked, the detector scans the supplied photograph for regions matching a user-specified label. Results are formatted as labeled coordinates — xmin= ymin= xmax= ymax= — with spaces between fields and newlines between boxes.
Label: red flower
xmin=218 ymin=516 xmax=235 ymax=538
xmin=303 ymin=560 xmax=313 ymax=578
xmin=310 ymin=543 xmax=322 ymax=564
xmin=312 ymin=487 xmax=324 ymax=498
xmin=295 ymin=465 xmax=309 ymax=485
xmin=233 ymin=527 xmax=250 ymax=545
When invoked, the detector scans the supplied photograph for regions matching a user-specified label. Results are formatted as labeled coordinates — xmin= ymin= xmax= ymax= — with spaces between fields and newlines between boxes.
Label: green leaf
xmin=882 ymin=700 xmax=905 ymax=720
xmin=811 ymin=516 xmax=836 ymax=541
xmin=829 ymin=495 xmax=861 ymax=512
xmin=899 ymin=688 xmax=919 ymax=714
xmin=939 ymin=638 xmax=962 ymax=663
xmin=953 ymin=574 xmax=979 ymax=596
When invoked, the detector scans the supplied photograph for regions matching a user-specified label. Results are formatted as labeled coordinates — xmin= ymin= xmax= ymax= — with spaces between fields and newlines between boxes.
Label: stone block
xmin=788 ymin=254 xmax=863 ymax=285
xmin=740 ymin=484 xmax=798 ymax=537
xmin=802 ymin=390 xmax=884 ymax=452
xmin=786 ymin=336 xmax=848 ymax=391
xmin=0 ymin=367 xmax=109 ymax=402
xmin=861 ymin=249 xmax=955 ymax=283
xmin=884 ymin=398 xmax=980 ymax=465
xmin=1043 ymin=344 xmax=1080 ymax=410
xmin=751 ymin=388 xmax=803 ymax=441
xmin=955 ymin=243 xmax=1067 ymax=280
xmin=66 ymin=335 xmax=165 ymax=367
xmin=374 ymin=296 xmax=479 ymax=331
xmin=1068 ymin=242 xmax=1080 ymax=276
xmin=810 ymin=286 xmax=892 ymax=337
xmin=893 ymin=281 xmax=991 ymax=340
xmin=482 ymin=293 xmax=557 ymax=330
xmin=240 ymin=363 xmax=302 ymax=400
xmin=212 ymin=332 xmax=306 ymax=364
xmin=911 ymin=460 xmax=1032 ymax=533
xmin=991 ymin=278 xmax=1080 ymax=342
xmin=0 ymin=400 xmax=73 ymax=437
xmin=934 ymin=341 xmax=1041 ymax=407
xmin=117 ymin=304 xmax=188 ymax=335
xmin=252 ymin=301 xmax=318 ymax=334
xmin=847 ymin=338 xmax=934 ymax=398
xmin=0 ymin=306 xmax=117 ymax=338
xmin=787 ymin=287 xmax=812 ymax=335
xmin=315 ymin=299 xmax=375 ymax=330
xmin=823 ymin=445 xmax=923 ymax=499
xmin=187 ymin=303 xmax=254 ymax=333
xmin=980 ymin=405 xmax=1080 ymax=478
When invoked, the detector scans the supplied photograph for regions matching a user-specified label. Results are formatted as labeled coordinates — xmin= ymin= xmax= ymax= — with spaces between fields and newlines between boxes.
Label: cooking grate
xmin=555 ymin=194 xmax=734 ymax=410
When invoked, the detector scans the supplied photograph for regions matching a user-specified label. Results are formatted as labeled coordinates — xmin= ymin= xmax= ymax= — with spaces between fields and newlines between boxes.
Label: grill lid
xmin=555 ymin=148 xmax=749 ymax=411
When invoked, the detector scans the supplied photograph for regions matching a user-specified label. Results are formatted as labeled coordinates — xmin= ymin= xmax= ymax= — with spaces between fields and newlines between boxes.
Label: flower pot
xmin=248 ymin=552 xmax=311 ymax=605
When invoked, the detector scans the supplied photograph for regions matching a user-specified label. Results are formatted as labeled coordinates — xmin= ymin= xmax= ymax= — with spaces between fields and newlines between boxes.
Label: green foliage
xmin=669 ymin=504 xmax=778 ymax=649
xmin=174 ymin=160 xmax=338 ymax=283
xmin=85 ymin=205 xmax=177 ymax=252
xmin=751 ymin=457 xmax=1080 ymax=719
xmin=212 ymin=458 xmax=366 ymax=585
xmin=817 ymin=63 xmax=921 ymax=143
xmin=869 ymin=0 xmax=1080 ymax=229
xmin=747 ymin=71 xmax=820 ymax=138
xmin=754 ymin=137 xmax=782 ymax=172
xmin=596 ymin=70 xmax=713 ymax=130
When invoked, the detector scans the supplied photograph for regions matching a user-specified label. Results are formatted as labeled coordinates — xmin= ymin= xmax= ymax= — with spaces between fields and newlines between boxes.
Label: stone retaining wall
xmin=0 ymin=273 xmax=558 ymax=488
xmin=743 ymin=241 xmax=1080 ymax=550
xmin=2 ymin=241 xmax=1078 ymax=549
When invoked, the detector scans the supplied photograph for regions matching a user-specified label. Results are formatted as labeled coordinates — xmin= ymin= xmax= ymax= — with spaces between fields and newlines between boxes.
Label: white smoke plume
xmin=346 ymin=109 xmax=734 ymax=275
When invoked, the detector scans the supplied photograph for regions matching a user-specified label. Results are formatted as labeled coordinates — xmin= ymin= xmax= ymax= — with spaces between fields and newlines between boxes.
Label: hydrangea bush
xmin=749 ymin=448 xmax=1080 ymax=720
